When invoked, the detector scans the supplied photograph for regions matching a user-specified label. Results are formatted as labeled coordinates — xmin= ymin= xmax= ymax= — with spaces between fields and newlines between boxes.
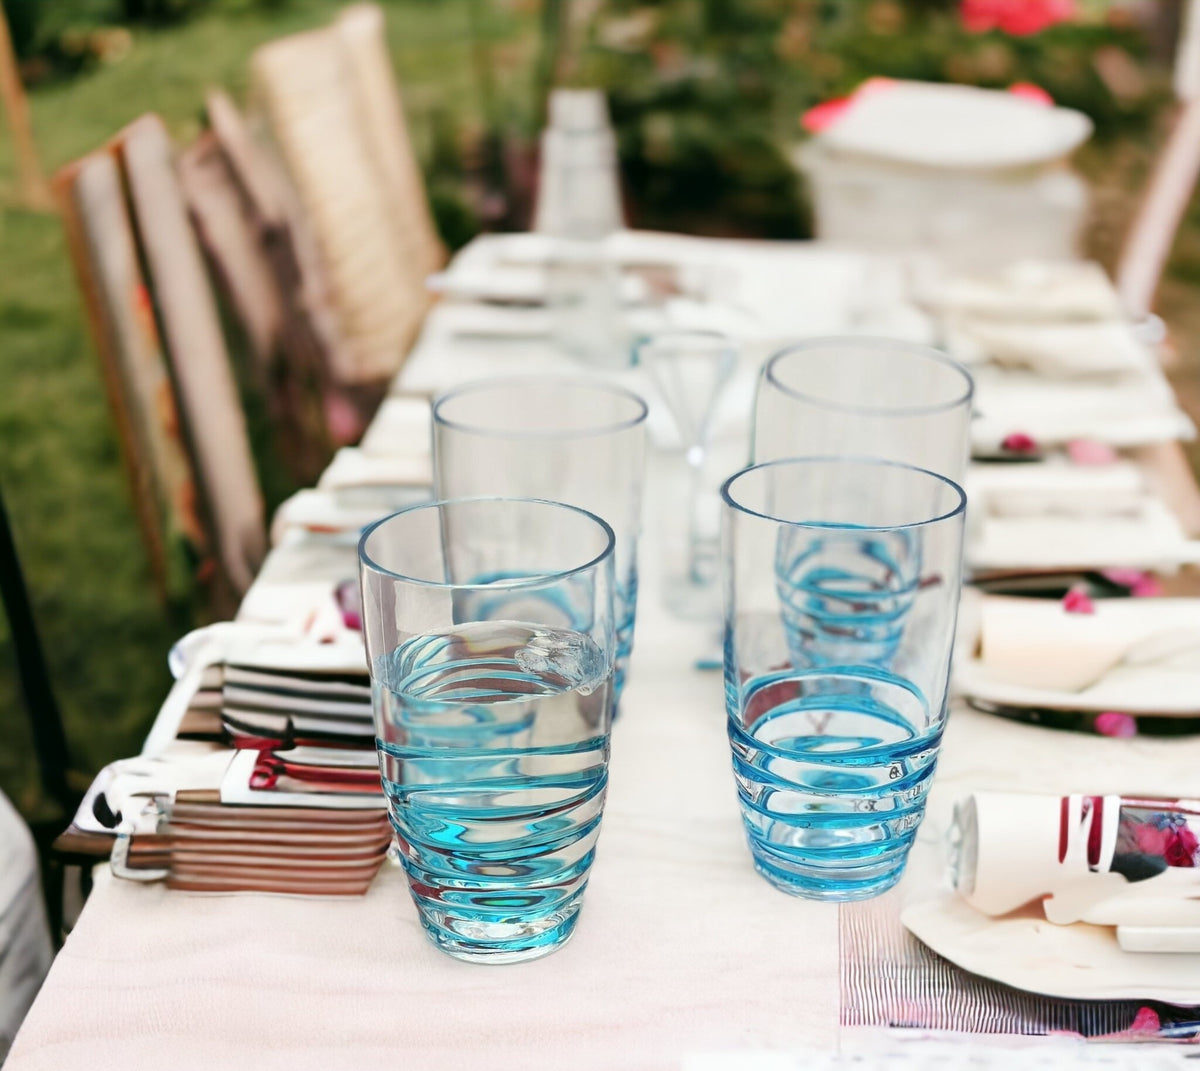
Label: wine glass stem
xmin=686 ymin=446 xmax=716 ymax=586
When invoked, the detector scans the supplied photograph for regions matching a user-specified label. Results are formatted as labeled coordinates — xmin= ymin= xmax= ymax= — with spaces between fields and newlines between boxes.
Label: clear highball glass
xmin=359 ymin=497 xmax=617 ymax=963
xmin=432 ymin=377 xmax=648 ymax=706
xmin=721 ymin=457 xmax=966 ymax=901
xmin=752 ymin=337 xmax=974 ymax=480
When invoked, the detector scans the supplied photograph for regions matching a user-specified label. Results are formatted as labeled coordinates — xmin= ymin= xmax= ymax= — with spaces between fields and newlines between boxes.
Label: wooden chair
xmin=248 ymin=3 xmax=444 ymax=417
xmin=55 ymin=117 xmax=266 ymax=607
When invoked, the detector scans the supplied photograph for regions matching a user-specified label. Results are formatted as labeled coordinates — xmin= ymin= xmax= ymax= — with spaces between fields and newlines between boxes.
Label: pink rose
xmin=962 ymin=0 xmax=1074 ymax=36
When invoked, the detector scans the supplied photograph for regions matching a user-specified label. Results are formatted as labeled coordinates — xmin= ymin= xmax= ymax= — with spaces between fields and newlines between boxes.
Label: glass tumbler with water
xmin=721 ymin=458 xmax=966 ymax=901
xmin=433 ymin=377 xmax=647 ymax=707
xmin=359 ymin=497 xmax=617 ymax=962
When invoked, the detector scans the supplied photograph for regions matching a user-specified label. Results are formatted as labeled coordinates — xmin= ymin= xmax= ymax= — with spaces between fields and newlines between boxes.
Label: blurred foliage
xmin=574 ymin=0 xmax=1169 ymax=236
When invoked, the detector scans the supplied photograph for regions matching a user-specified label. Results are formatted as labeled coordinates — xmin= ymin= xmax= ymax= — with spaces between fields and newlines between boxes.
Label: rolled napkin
xmin=947 ymin=318 xmax=1155 ymax=377
xmin=952 ymin=791 xmax=1200 ymax=932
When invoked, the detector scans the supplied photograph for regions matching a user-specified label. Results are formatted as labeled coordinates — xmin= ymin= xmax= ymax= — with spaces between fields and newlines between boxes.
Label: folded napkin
xmin=917 ymin=259 xmax=1124 ymax=322
xmin=956 ymin=594 xmax=1200 ymax=713
xmin=269 ymin=486 xmax=429 ymax=545
xmin=948 ymin=319 xmax=1156 ymax=377
xmin=238 ymin=533 xmax=359 ymax=630
xmin=357 ymin=394 xmax=432 ymax=458
xmin=971 ymin=364 xmax=1195 ymax=452
xmin=316 ymin=447 xmax=432 ymax=491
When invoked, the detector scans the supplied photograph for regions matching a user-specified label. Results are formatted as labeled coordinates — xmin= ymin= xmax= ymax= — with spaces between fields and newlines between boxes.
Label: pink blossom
xmin=1094 ymin=711 xmax=1137 ymax=738
xmin=1062 ymin=587 xmax=1095 ymax=614
xmin=1066 ymin=439 xmax=1118 ymax=465
xmin=961 ymin=0 xmax=1075 ymax=36
xmin=1100 ymin=568 xmax=1163 ymax=597
xmin=1008 ymin=82 xmax=1054 ymax=106
xmin=1000 ymin=431 xmax=1038 ymax=454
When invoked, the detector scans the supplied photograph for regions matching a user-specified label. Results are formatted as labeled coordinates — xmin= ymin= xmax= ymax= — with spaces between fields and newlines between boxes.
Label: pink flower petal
xmin=1008 ymin=82 xmax=1054 ymax=106
xmin=1001 ymin=431 xmax=1038 ymax=454
xmin=1128 ymin=1007 xmax=1161 ymax=1035
xmin=1062 ymin=587 xmax=1095 ymax=614
xmin=1066 ymin=438 xmax=1117 ymax=465
xmin=1131 ymin=576 xmax=1163 ymax=598
xmin=1095 ymin=711 xmax=1137 ymax=738
xmin=1100 ymin=568 xmax=1163 ymax=597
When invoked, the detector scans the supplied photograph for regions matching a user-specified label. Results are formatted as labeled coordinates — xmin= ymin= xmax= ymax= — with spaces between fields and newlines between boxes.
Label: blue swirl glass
xmin=721 ymin=458 xmax=966 ymax=901
xmin=433 ymin=377 xmax=647 ymax=709
xmin=359 ymin=497 xmax=617 ymax=963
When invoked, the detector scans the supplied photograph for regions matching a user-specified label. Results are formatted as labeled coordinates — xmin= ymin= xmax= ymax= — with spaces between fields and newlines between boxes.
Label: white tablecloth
xmin=8 ymin=237 xmax=1200 ymax=1069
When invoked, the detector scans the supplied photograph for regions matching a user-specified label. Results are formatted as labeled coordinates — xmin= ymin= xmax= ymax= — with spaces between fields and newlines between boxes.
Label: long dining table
xmin=8 ymin=235 xmax=1200 ymax=1071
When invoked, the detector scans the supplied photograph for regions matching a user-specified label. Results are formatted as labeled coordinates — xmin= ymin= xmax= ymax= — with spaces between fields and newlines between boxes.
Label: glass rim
xmin=762 ymin=336 xmax=975 ymax=417
xmin=432 ymin=375 xmax=649 ymax=440
xmin=720 ymin=455 xmax=967 ymax=532
xmin=358 ymin=495 xmax=617 ymax=591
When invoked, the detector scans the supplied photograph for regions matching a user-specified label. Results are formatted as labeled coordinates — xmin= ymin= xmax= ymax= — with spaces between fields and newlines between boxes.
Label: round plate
xmin=901 ymin=851 xmax=1200 ymax=1005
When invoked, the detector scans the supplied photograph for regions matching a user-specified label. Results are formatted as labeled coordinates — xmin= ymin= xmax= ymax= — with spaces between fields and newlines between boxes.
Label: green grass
xmin=0 ymin=0 xmax=540 ymax=822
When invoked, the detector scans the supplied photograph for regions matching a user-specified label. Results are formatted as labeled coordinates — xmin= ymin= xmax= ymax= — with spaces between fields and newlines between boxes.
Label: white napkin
xmin=917 ymin=259 xmax=1124 ymax=321
xmin=971 ymin=365 xmax=1195 ymax=451
xmin=316 ymin=447 xmax=431 ymax=491
xmin=956 ymin=595 xmax=1200 ymax=711
xmin=357 ymin=395 xmax=432 ymax=458
xmin=948 ymin=319 xmax=1156 ymax=377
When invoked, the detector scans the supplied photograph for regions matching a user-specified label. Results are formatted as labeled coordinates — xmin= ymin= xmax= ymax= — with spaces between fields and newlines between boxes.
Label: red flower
xmin=961 ymin=0 xmax=1074 ymax=36
xmin=1166 ymin=824 xmax=1199 ymax=868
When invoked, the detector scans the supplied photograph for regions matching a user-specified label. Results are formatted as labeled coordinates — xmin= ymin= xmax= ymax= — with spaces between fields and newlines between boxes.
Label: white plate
xmin=822 ymin=82 xmax=1092 ymax=170
xmin=900 ymin=834 xmax=1200 ymax=1005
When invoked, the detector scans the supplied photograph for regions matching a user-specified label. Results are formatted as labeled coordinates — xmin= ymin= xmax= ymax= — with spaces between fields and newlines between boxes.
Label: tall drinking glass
xmin=359 ymin=497 xmax=617 ymax=963
xmin=722 ymin=457 xmax=966 ymax=901
xmin=752 ymin=338 xmax=974 ymax=479
xmin=433 ymin=377 xmax=648 ymax=704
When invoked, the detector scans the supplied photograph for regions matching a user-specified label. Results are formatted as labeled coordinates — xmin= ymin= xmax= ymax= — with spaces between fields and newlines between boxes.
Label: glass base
xmin=415 ymin=901 xmax=584 ymax=964
xmin=747 ymin=836 xmax=912 ymax=903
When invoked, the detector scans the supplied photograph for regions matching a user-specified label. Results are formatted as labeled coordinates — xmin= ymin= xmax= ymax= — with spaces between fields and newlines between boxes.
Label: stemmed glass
xmin=638 ymin=330 xmax=737 ymax=619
